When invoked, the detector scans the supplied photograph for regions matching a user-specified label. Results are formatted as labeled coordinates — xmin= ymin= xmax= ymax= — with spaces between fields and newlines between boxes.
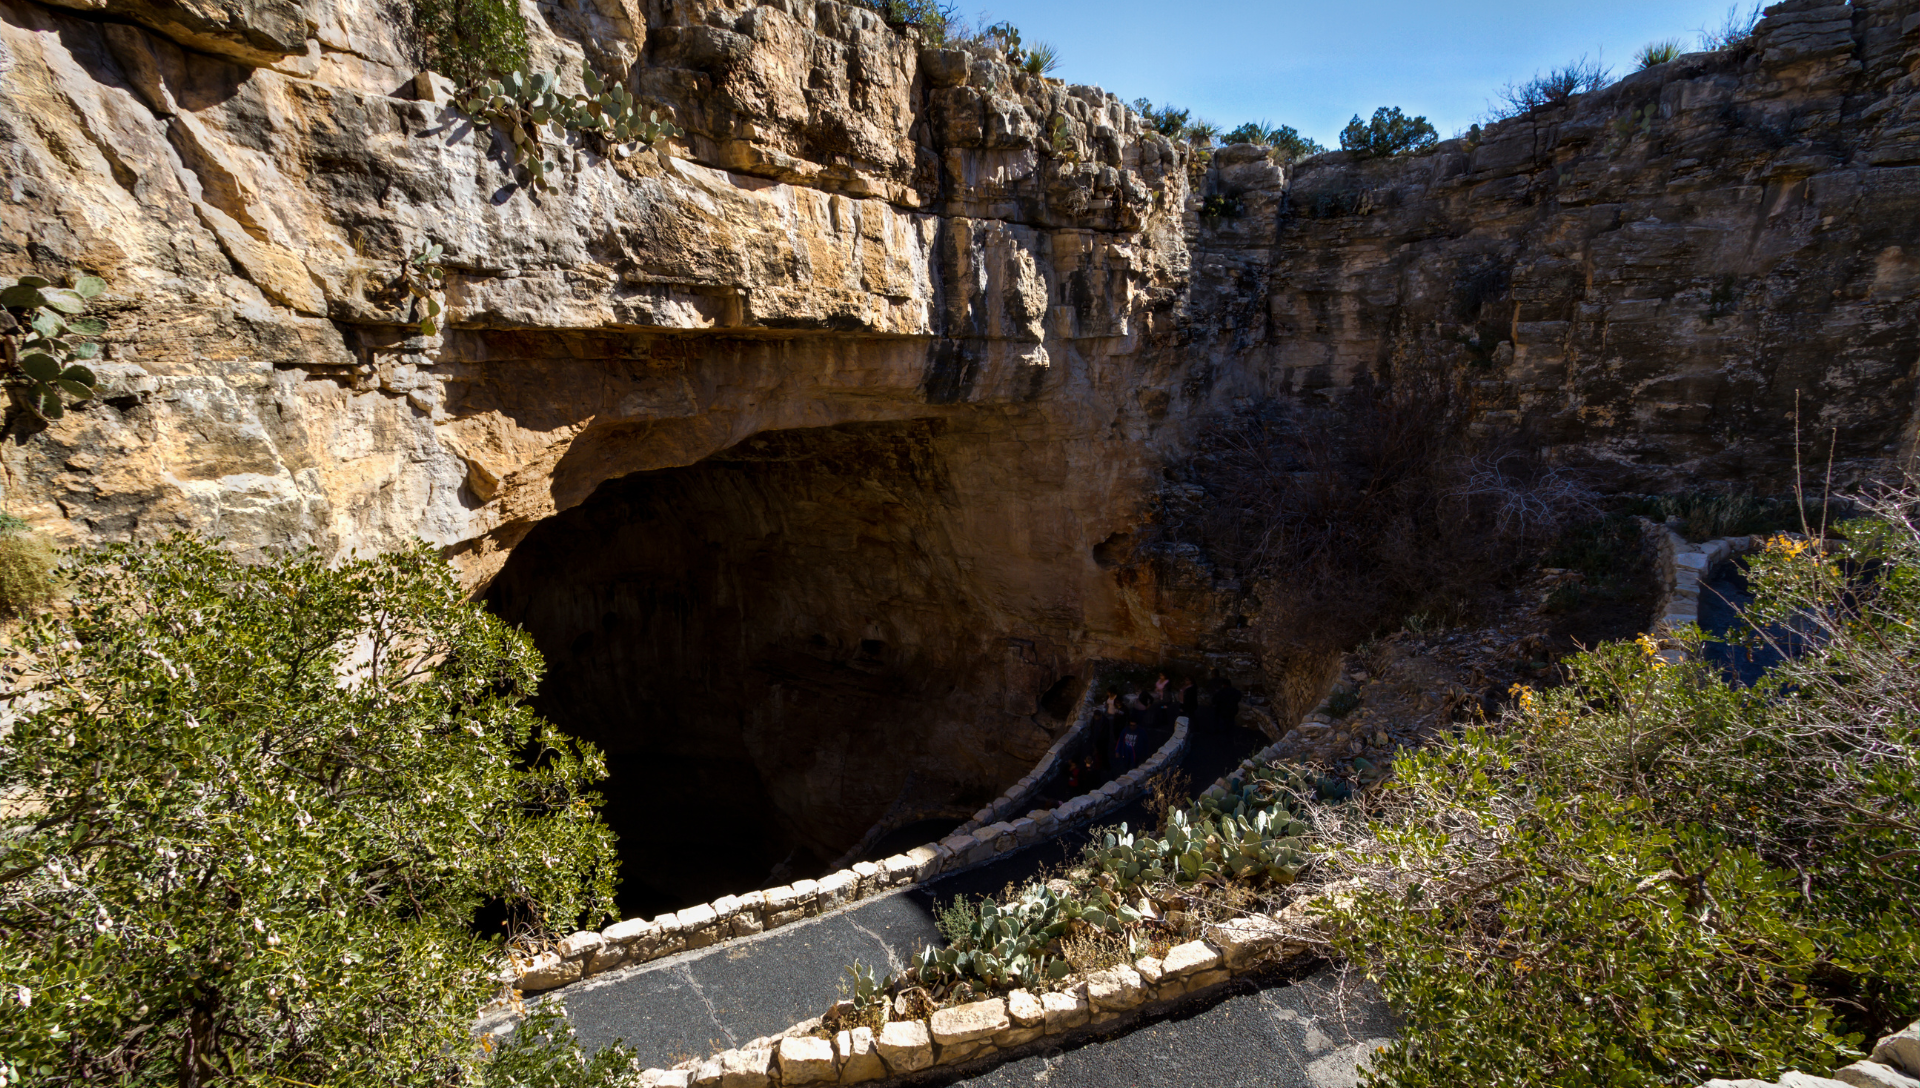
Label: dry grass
xmin=1057 ymin=926 xmax=1130 ymax=975
xmin=0 ymin=530 xmax=58 ymax=618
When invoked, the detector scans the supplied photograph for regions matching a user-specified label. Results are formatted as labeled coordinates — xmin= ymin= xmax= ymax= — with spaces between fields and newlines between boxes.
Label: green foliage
xmin=1326 ymin=690 xmax=1361 ymax=718
xmin=1319 ymin=492 xmax=1920 ymax=1087
xmin=856 ymin=0 xmax=954 ymax=36
xmin=1636 ymin=39 xmax=1685 ymax=70
xmin=471 ymin=1005 xmax=646 ymax=1088
xmin=914 ymin=884 xmax=1091 ymax=989
xmin=1022 ymin=41 xmax=1060 ymax=76
xmin=1092 ymin=763 xmax=1317 ymax=893
xmin=1340 ymin=107 xmax=1438 ymax=158
xmin=1199 ymin=193 xmax=1242 ymax=220
xmin=412 ymin=0 xmax=529 ymax=87
xmin=0 ymin=536 xmax=619 ymax=1086
xmin=1132 ymin=98 xmax=1191 ymax=139
xmin=1 ymin=274 xmax=105 ymax=423
xmin=1222 ymin=122 xmax=1327 ymax=162
xmin=402 ymin=242 xmax=446 ymax=337
xmin=0 ymin=520 xmax=58 ymax=618
xmin=455 ymin=66 xmax=684 ymax=191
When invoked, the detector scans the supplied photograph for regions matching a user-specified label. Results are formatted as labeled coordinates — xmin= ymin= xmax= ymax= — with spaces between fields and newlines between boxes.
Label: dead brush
xmin=1056 ymin=925 xmax=1130 ymax=975
xmin=1144 ymin=768 xmax=1192 ymax=833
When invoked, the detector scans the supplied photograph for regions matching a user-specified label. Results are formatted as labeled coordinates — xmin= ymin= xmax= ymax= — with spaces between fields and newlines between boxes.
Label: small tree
xmin=1339 ymin=107 xmax=1438 ymax=158
xmin=0 ymin=536 xmax=619 ymax=1086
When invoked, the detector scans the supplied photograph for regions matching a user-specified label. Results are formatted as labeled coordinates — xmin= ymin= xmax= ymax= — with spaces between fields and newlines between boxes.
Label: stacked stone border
xmin=511 ymin=716 xmax=1192 ymax=994
xmin=1697 ymin=1020 xmax=1918 ymax=1088
xmin=1648 ymin=523 xmax=1763 ymax=663
xmin=622 ymin=901 xmax=1326 ymax=1087
xmin=595 ymin=701 xmax=1345 ymax=1086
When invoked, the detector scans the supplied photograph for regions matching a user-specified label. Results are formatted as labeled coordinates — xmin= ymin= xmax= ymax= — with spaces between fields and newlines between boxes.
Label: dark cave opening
xmin=487 ymin=419 xmax=1019 ymax=920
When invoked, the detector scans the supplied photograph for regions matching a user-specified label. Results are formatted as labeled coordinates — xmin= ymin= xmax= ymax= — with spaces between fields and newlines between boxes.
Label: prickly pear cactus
xmin=0 ymin=274 xmax=105 ymax=422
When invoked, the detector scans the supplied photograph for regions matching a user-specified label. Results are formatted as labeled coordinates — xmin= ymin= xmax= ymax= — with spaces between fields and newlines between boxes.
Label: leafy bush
xmin=1132 ymin=98 xmax=1191 ymax=139
xmin=411 ymin=0 xmax=528 ymax=87
xmin=0 ymin=536 xmax=619 ymax=1086
xmin=1636 ymin=39 xmax=1685 ymax=70
xmin=0 ymin=518 xmax=57 ymax=617
xmin=1316 ymin=488 xmax=1920 ymax=1087
xmin=858 ymin=0 xmax=955 ymax=36
xmin=1700 ymin=2 xmax=1764 ymax=52
xmin=1222 ymin=122 xmax=1328 ymax=162
xmin=1339 ymin=107 xmax=1438 ymax=158
xmin=1489 ymin=55 xmax=1612 ymax=120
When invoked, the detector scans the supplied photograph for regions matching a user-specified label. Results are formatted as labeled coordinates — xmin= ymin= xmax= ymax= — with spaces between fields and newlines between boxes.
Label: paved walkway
xmin=554 ymin=720 xmax=1396 ymax=1084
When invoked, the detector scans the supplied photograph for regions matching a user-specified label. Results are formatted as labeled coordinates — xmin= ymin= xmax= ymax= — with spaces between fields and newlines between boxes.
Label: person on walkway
xmin=1089 ymin=694 xmax=1116 ymax=776
xmin=1179 ymin=677 xmax=1197 ymax=720
xmin=1153 ymin=672 xmax=1172 ymax=704
xmin=1212 ymin=677 xmax=1242 ymax=732
xmin=1115 ymin=719 xmax=1142 ymax=771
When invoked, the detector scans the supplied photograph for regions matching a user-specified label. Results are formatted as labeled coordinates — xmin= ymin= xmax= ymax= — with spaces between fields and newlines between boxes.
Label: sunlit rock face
xmin=2 ymin=0 xmax=1917 ymax=904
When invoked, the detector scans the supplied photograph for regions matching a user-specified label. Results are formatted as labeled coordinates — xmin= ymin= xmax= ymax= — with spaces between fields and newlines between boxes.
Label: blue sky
xmin=990 ymin=1 xmax=1754 ymax=144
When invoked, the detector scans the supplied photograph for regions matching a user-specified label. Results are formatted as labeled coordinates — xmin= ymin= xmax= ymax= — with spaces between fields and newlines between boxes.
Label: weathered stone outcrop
xmin=1 ymin=0 xmax=1917 ymax=904
xmin=1188 ymin=0 xmax=1920 ymax=490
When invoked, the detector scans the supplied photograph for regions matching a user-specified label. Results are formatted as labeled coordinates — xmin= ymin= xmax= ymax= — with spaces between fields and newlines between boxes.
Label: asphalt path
xmin=553 ymin=718 xmax=1397 ymax=1086
xmin=940 ymin=968 xmax=1396 ymax=1088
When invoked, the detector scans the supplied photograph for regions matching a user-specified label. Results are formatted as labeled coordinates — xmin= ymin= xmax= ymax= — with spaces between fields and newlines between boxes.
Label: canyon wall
xmin=1 ymin=0 xmax=1916 ymax=900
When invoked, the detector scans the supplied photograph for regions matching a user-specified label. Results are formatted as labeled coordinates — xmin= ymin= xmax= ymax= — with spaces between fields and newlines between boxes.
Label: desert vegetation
xmin=1313 ymin=489 xmax=1920 ymax=1084
xmin=0 ymin=538 xmax=628 ymax=1086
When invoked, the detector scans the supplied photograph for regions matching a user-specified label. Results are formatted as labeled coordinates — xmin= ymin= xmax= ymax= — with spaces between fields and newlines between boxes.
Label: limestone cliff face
xmin=1186 ymin=0 xmax=1920 ymax=491
xmin=2 ymin=0 xmax=1917 ymax=904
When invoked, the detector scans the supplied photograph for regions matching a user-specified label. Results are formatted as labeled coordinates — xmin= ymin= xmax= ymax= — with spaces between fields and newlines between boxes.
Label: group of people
xmin=1058 ymin=672 xmax=1243 ymax=793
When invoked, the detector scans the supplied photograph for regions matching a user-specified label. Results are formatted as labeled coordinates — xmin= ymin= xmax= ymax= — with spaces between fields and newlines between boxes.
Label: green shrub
xmin=1339 ymin=107 xmax=1437 ymax=158
xmin=1489 ymin=55 xmax=1612 ymax=121
xmin=1222 ymin=122 xmax=1328 ymax=162
xmin=0 ymin=536 xmax=620 ymax=1086
xmin=0 ymin=520 xmax=57 ymax=617
xmin=1132 ymin=98 xmax=1191 ymax=138
xmin=412 ymin=0 xmax=528 ymax=86
xmin=1636 ymin=39 xmax=1685 ymax=69
xmin=1317 ymin=488 xmax=1920 ymax=1087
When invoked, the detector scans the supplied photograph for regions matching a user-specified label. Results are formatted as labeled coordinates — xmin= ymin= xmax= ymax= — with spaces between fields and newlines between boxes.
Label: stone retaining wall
xmin=628 ymin=892 xmax=1326 ymax=1087
xmin=1649 ymin=525 xmax=1764 ymax=663
xmin=511 ymin=718 xmax=1193 ymax=994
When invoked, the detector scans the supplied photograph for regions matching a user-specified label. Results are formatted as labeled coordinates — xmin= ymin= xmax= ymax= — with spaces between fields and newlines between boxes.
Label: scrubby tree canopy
xmin=0 ymin=537 xmax=618 ymax=1086
xmin=1340 ymin=106 xmax=1438 ymax=157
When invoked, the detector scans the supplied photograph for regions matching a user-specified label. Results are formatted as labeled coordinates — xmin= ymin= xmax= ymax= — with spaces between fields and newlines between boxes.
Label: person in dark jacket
xmin=1178 ymin=677 xmax=1198 ymax=721
xmin=1089 ymin=693 xmax=1116 ymax=775
xmin=1212 ymin=677 xmax=1242 ymax=732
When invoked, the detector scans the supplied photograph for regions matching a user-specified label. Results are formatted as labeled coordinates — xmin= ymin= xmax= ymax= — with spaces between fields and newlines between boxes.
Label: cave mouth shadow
xmin=486 ymin=419 xmax=1004 ymax=920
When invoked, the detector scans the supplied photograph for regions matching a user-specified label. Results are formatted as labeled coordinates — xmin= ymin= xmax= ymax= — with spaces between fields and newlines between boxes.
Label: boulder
xmin=775 ymin=1036 xmax=836 ymax=1085
xmin=930 ymin=998 xmax=1009 ymax=1045
xmin=1833 ymin=1061 xmax=1920 ymax=1088
xmin=836 ymin=1026 xmax=885 ymax=1084
xmin=1876 ymin=1025 xmax=1920 ymax=1078
xmin=1085 ymin=965 xmax=1146 ymax=1011
xmin=1160 ymin=940 xmax=1222 ymax=978
xmin=875 ymin=1020 xmax=933 ymax=1074
xmin=1041 ymin=985 xmax=1090 ymax=1033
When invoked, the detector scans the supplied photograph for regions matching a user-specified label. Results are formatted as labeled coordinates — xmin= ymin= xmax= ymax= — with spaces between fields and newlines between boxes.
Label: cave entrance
xmin=488 ymin=419 xmax=997 ymax=919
